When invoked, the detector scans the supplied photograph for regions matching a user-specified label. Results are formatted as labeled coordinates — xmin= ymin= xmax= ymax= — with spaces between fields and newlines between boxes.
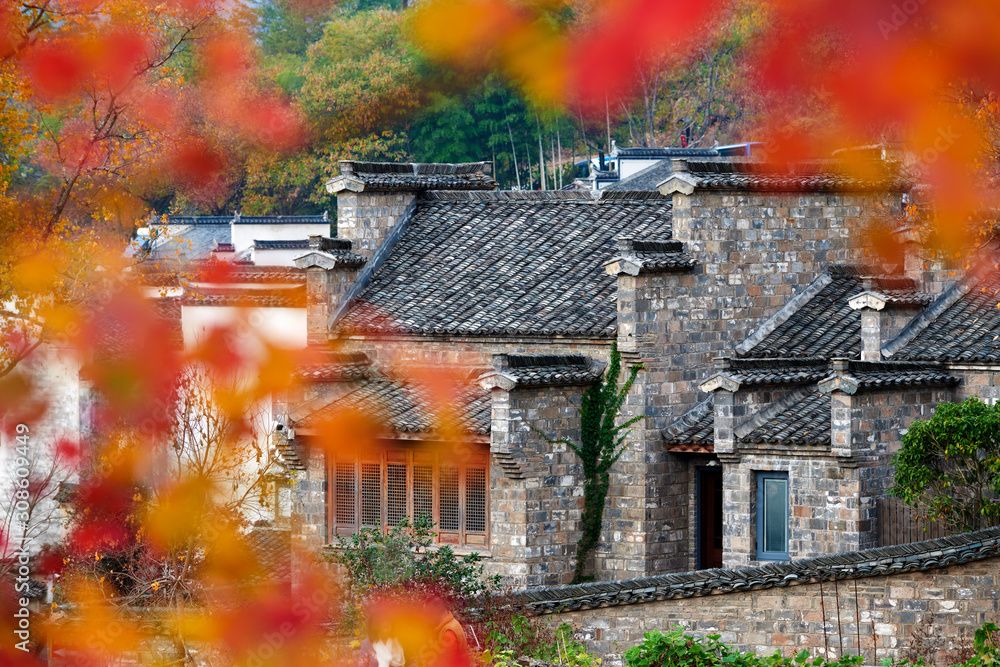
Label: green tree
xmin=537 ymin=341 xmax=642 ymax=583
xmin=890 ymin=397 xmax=1000 ymax=532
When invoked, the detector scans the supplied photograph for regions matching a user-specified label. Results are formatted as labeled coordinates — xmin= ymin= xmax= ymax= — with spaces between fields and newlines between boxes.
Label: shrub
xmin=478 ymin=613 xmax=599 ymax=667
xmin=624 ymin=628 xmax=863 ymax=667
xmin=330 ymin=513 xmax=501 ymax=606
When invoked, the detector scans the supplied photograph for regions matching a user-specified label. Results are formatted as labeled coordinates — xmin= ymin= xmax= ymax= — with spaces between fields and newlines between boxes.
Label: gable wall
xmin=486 ymin=384 xmax=588 ymax=587
xmin=613 ymin=191 xmax=902 ymax=577
xmin=335 ymin=192 xmax=416 ymax=260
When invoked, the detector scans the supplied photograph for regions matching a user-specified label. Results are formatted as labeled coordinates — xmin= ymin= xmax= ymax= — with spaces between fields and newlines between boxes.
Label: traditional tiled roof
xmin=146 ymin=223 xmax=230 ymax=262
xmin=677 ymin=160 xmax=913 ymax=192
xmin=737 ymin=266 xmax=928 ymax=359
xmin=327 ymin=161 xmax=498 ymax=193
xmin=508 ymin=526 xmax=1000 ymax=614
xmin=135 ymin=264 xmax=309 ymax=286
xmin=662 ymin=396 xmax=715 ymax=451
xmin=726 ymin=358 xmax=829 ymax=386
xmin=94 ymin=297 xmax=184 ymax=357
xmin=246 ymin=527 xmax=292 ymax=582
xmin=845 ymin=361 xmax=959 ymax=389
xmin=294 ymin=352 xmax=371 ymax=382
xmin=296 ymin=375 xmax=491 ymax=436
xmin=607 ymin=161 xmax=675 ymax=192
xmin=230 ymin=215 xmax=328 ymax=225
xmin=254 ymin=240 xmax=309 ymax=250
xmin=164 ymin=214 xmax=327 ymax=225
xmin=503 ymin=355 xmax=605 ymax=387
xmin=738 ymin=389 xmax=830 ymax=446
xmin=886 ymin=265 xmax=1000 ymax=363
xmin=629 ymin=240 xmax=697 ymax=272
xmin=615 ymin=147 xmax=719 ymax=159
xmin=182 ymin=285 xmax=306 ymax=307
xmin=163 ymin=215 xmax=234 ymax=225
xmin=335 ymin=192 xmax=673 ymax=337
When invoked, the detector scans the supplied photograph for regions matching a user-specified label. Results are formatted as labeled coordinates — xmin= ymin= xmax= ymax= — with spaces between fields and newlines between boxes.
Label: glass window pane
xmin=762 ymin=477 xmax=787 ymax=554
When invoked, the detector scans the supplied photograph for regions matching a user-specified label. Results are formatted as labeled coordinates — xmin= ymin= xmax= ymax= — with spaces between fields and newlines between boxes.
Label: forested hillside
xmin=214 ymin=0 xmax=768 ymax=214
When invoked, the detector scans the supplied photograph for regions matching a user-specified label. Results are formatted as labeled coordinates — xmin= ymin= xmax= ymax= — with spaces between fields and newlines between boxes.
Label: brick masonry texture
xmin=547 ymin=552 xmax=1000 ymax=664
xmin=612 ymin=192 xmax=906 ymax=576
xmin=297 ymin=172 xmax=983 ymax=587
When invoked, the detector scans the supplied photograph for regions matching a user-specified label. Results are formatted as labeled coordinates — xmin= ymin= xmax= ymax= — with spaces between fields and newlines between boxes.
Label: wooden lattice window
xmin=361 ymin=463 xmax=381 ymax=527
xmin=439 ymin=466 xmax=460 ymax=532
xmin=335 ymin=462 xmax=356 ymax=527
xmin=465 ymin=467 xmax=487 ymax=534
xmin=329 ymin=446 xmax=489 ymax=548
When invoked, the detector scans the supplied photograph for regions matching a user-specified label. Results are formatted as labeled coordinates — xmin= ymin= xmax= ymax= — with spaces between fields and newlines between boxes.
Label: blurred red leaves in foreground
xmin=410 ymin=0 xmax=1000 ymax=250
xmin=0 ymin=247 xmax=484 ymax=665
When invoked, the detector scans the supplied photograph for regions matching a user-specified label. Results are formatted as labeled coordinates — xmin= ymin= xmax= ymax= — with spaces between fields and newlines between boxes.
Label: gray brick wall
xmin=336 ymin=192 xmax=416 ymax=260
xmin=550 ymin=555 xmax=1000 ymax=664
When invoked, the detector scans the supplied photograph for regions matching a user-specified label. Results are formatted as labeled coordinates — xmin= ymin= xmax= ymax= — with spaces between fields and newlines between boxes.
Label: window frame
xmin=755 ymin=470 xmax=790 ymax=561
xmin=328 ymin=444 xmax=489 ymax=549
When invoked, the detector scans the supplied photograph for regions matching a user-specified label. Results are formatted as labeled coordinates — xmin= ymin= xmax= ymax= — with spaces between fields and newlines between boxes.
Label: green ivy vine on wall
xmin=537 ymin=341 xmax=643 ymax=583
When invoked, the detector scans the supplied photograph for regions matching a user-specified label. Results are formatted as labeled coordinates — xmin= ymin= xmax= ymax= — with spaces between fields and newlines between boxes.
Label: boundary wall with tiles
xmin=511 ymin=527 xmax=1000 ymax=664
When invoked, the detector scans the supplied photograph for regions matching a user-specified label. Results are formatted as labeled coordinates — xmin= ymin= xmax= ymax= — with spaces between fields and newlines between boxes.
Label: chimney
xmin=822 ymin=358 xmax=855 ymax=458
xmin=326 ymin=160 xmax=495 ymax=261
xmin=699 ymin=357 xmax=740 ymax=455
xmin=848 ymin=291 xmax=889 ymax=361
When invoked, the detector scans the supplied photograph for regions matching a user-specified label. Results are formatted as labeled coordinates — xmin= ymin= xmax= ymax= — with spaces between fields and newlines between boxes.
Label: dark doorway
xmin=697 ymin=467 xmax=724 ymax=569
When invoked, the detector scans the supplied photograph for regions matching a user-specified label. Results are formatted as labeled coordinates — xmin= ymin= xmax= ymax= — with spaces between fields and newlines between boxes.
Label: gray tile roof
xmin=164 ymin=214 xmax=327 ymax=225
xmin=738 ymin=266 xmax=928 ymax=359
xmin=681 ymin=160 xmax=912 ymax=192
xmin=727 ymin=358 xmax=829 ymax=385
xmin=149 ymin=223 xmax=230 ymax=262
xmin=182 ymin=285 xmax=306 ymax=307
xmin=846 ymin=361 xmax=959 ymax=389
xmin=294 ymin=351 xmax=371 ymax=382
xmin=297 ymin=375 xmax=491 ymax=436
xmin=629 ymin=240 xmax=697 ymax=272
xmin=254 ymin=240 xmax=310 ymax=249
xmin=739 ymin=389 xmax=830 ymax=446
xmin=503 ymin=354 xmax=604 ymax=386
xmin=662 ymin=396 xmax=715 ymax=448
xmin=330 ymin=161 xmax=498 ymax=192
xmin=230 ymin=215 xmax=328 ymax=225
xmin=507 ymin=525 xmax=1000 ymax=613
xmin=887 ymin=265 xmax=1000 ymax=363
xmin=615 ymin=147 xmax=720 ymax=158
xmin=335 ymin=192 xmax=673 ymax=337
xmin=607 ymin=161 xmax=674 ymax=192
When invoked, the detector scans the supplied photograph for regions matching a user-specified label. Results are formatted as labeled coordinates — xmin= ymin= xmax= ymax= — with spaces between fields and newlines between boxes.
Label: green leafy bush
xmin=882 ymin=623 xmax=1000 ymax=667
xmin=478 ymin=613 xmax=599 ymax=667
xmin=890 ymin=397 xmax=1000 ymax=532
xmin=624 ymin=628 xmax=863 ymax=667
xmin=330 ymin=513 xmax=500 ymax=603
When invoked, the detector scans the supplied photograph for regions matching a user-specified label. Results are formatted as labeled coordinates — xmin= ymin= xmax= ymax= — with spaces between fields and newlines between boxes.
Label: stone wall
xmin=487 ymin=384 xmax=589 ymax=587
xmin=524 ymin=528 xmax=1000 ymax=665
xmin=610 ymin=191 xmax=903 ymax=579
xmin=335 ymin=192 xmax=416 ymax=260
